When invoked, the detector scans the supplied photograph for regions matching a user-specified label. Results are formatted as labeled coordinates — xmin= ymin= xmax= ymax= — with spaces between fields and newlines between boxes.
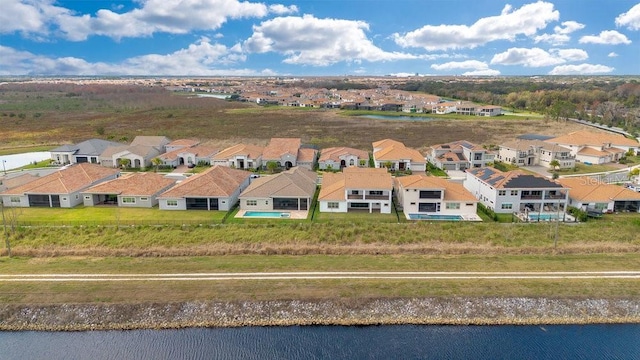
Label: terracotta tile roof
xmin=240 ymin=167 xmax=317 ymax=198
xmin=212 ymin=144 xmax=264 ymax=160
xmin=167 ymin=139 xmax=200 ymax=147
xmin=1 ymin=163 xmax=119 ymax=195
xmin=319 ymin=147 xmax=369 ymax=162
xmin=130 ymin=136 xmax=171 ymax=147
xmin=557 ymin=177 xmax=640 ymax=202
xmin=83 ymin=172 xmax=176 ymax=196
xmin=159 ymin=166 xmax=251 ymax=198
xmin=577 ymin=147 xmax=608 ymax=157
xmin=158 ymin=147 xmax=184 ymax=161
xmin=547 ymin=130 xmax=639 ymax=147
xmin=500 ymin=139 xmax=570 ymax=152
xmin=373 ymin=140 xmax=425 ymax=163
xmin=1 ymin=173 xmax=39 ymax=191
xmin=395 ymin=174 xmax=476 ymax=202
xmin=297 ymin=148 xmax=317 ymax=163
xmin=318 ymin=167 xmax=392 ymax=201
xmin=262 ymin=138 xmax=301 ymax=160
xmin=100 ymin=145 xmax=128 ymax=158
xmin=179 ymin=145 xmax=219 ymax=158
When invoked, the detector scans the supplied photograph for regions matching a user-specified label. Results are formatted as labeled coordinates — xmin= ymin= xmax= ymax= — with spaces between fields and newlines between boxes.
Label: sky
xmin=0 ymin=0 xmax=639 ymax=77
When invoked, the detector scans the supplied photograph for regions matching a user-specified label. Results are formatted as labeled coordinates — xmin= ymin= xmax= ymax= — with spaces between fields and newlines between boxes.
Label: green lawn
xmin=558 ymin=162 xmax=620 ymax=175
xmin=15 ymin=206 xmax=227 ymax=226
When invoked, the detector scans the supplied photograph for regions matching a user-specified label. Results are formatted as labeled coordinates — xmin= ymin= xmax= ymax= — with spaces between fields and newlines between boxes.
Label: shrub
xmin=478 ymin=203 xmax=498 ymax=221
xmin=567 ymin=206 xmax=588 ymax=222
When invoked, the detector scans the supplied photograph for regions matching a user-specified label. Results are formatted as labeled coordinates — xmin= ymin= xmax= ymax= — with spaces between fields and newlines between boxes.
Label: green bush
xmin=567 ymin=206 xmax=588 ymax=222
xmin=478 ymin=203 xmax=498 ymax=221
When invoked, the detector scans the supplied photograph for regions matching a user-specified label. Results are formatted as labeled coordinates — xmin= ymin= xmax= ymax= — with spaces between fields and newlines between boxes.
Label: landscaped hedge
xmin=478 ymin=203 xmax=498 ymax=221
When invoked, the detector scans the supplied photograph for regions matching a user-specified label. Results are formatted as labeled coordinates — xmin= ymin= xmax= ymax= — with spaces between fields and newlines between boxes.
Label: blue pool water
xmin=243 ymin=211 xmax=291 ymax=218
xmin=528 ymin=213 xmax=562 ymax=221
xmin=408 ymin=214 xmax=463 ymax=221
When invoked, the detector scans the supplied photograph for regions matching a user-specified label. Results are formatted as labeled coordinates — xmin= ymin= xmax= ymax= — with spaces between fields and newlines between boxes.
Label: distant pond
xmin=0 ymin=151 xmax=50 ymax=171
xmin=358 ymin=115 xmax=441 ymax=122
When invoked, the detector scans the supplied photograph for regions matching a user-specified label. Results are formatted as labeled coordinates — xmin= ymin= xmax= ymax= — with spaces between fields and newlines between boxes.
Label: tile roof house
xmin=239 ymin=167 xmax=317 ymax=212
xmin=165 ymin=139 xmax=200 ymax=153
xmin=50 ymin=139 xmax=125 ymax=165
xmin=395 ymin=174 xmax=479 ymax=220
xmin=100 ymin=135 xmax=172 ymax=169
xmin=372 ymin=139 xmax=425 ymax=172
xmin=497 ymin=140 xmax=575 ymax=169
xmin=262 ymin=138 xmax=302 ymax=170
xmin=426 ymin=140 xmax=494 ymax=171
xmin=296 ymin=148 xmax=318 ymax=170
xmin=545 ymin=130 xmax=639 ymax=164
xmin=1 ymin=163 xmax=120 ymax=208
xmin=464 ymin=167 xmax=569 ymax=216
xmin=557 ymin=177 xmax=640 ymax=213
xmin=177 ymin=145 xmax=219 ymax=167
xmin=158 ymin=166 xmax=252 ymax=211
xmin=318 ymin=147 xmax=369 ymax=170
xmin=318 ymin=167 xmax=393 ymax=213
xmin=211 ymin=144 xmax=264 ymax=170
xmin=82 ymin=172 xmax=176 ymax=208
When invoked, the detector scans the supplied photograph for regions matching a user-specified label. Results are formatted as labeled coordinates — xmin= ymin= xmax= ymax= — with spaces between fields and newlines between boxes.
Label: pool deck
xmin=235 ymin=210 xmax=309 ymax=220
xmin=404 ymin=213 xmax=483 ymax=221
xmin=517 ymin=212 xmax=576 ymax=222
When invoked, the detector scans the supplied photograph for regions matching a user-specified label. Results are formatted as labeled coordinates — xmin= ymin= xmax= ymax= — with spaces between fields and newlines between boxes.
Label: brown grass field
xmin=0 ymin=83 xmax=586 ymax=150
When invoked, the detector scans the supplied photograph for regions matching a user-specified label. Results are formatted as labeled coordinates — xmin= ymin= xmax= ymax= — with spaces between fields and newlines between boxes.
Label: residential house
xmin=318 ymin=167 xmax=393 ymax=213
xmin=464 ymin=167 xmax=569 ymax=216
xmin=177 ymin=145 xmax=219 ymax=166
xmin=165 ymin=139 xmax=200 ymax=153
xmin=296 ymin=148 xmax=318 ymax=170
xmin=395 ymin=174 xmax=479 ymax=220
xmin=211 ymin=144 xmax=264 ymax=170
xmin=372 ymin=139 xmax=426 ymax=172
xmin=545 ymin=130 xmax=639 ymax=164
xmin=557 ymin=177 xmax=640 ymax=213
xmin=158 ymin=166 xmax=252 ymax=211
xmin=82 ymin=172 xmax=176 ymax=208
xmin=105 ymin=135 xmax=171 ymax=169
xmin=262 ymin=138 xmax=302 ymax=169
xmin=0 ymin=163 xmax=119 ymax=208
xmin=477 ymin=105 xmax=503 ymax=116
xmin=426 ymin=140 xmax=494 ymax=171
xmin=497 ymin=140 xmax=575 ymax=169
xmin=318 ymin=147 xmax=369 ymax=170
xmin=0 ymin=173 xmax=40 ymax=193
xmin=239 ymin=167 xmax=317 ymax=211
xmin=50 ymin=138 xmax=124 ymax=165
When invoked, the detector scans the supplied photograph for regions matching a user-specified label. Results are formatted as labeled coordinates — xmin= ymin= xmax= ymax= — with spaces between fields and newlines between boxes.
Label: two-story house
xmin=426 ymin=140 xmax=494 ymax=171
xmin=318 ymin=167 xmax=393 ymax=213
xmin=497 ymin=140 xmax=575 ymax=169
xmin=464 ymin=167 xmax=570 ymax=219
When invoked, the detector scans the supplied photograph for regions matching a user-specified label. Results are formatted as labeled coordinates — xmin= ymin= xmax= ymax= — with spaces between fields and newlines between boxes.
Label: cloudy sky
xmin=1 ymin=0 xmax=639 ymax=76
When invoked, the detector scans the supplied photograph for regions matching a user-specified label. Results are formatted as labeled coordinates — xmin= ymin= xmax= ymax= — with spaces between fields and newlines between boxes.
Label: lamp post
xmin=2 ymin=159 xmax=6 ymax=175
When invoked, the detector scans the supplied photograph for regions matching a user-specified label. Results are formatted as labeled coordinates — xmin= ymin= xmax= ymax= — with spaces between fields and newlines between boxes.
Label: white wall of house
xmin=59 ymin=191 xmax=84 ymax=208
xmin=118 ymin=195 xmax=156 ymax=208
xmin=159 ymin=198 xmax=187 ymax=210
xmin=575 ymin=153 xmax=609 ymax=165
xmin=240 ymin=197 xmax=272 ymax=211
xmin=463 ymin=174 xmax=498 ymax=211
xmin=319 ymin=200 xmax=348 ymax=212
xmin=1 ymin=195 xmax=29 ymax=207
xmin=567 ymin=198 xmax=613 ymax=213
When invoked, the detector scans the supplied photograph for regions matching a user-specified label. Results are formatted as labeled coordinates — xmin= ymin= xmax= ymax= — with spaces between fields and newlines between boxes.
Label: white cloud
xmin=548 ymin=64 xmax=614 ymax=75
xmin=616 ymin=3 xmax=640 ymax=30
xmin=268 ymin=4 xmax=298 ymax=15
xmin=552 ymin=48 xmax=588 ymax=62
xmin=462 ymin=69 xmax=501 ymax=76
xmin=392 ymin=1 xmax=559 ymax=50
xmin=535 ymin=20 xmax=585 ymax=45
xmin=431 ymin=60 xmax=489 ymax=71
xmin=1 ymin=0 xmax=298 ymax=41
xmin=608 ymin=52 xmax=619 ymax=57
xmin=243 ymin=15 xmax=417 ymax=66
xmin=491 ymin=47 xmax=565 ymax=67
xmin=0 ymin=40 xmax=275 ymax=76
xmin=579 ymin=30 xmax=631 ymax=45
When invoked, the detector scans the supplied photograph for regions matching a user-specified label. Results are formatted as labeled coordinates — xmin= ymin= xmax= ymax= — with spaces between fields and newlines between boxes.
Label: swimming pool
xmin=243 ymin=211 xmax=291 ymax=218
xmin=408 ymin=214 xmax=463 ymax=221
xmin=528 ymin=213 xmax=561 ymax=221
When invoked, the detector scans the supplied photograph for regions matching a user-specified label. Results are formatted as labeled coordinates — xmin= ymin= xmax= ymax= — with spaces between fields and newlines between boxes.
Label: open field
xmin=0 ymin=84 xmax=587 ymax=151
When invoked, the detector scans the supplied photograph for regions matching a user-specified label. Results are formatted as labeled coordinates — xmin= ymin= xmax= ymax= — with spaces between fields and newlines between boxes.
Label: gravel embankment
xmin=1 ymin=297 xmax=640 ymax=331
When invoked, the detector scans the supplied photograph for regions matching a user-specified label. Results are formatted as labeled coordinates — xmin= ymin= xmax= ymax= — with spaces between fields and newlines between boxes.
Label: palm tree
xmin=549 ymin=159 xmax=560 ymax=179
xmin=151 ymin=157 xmax=162 ymax=173
xmin=118 ymin=158 xmax=131 ymax=170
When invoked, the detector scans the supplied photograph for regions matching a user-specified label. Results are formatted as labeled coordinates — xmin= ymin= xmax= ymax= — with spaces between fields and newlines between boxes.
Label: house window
xmin=446 ymin=203 xmax=460 ymax=210
xmin=498 ymin=190 xmax=506 ymax=196
xmin=84 ymin=196 xmax=91 ymax=200
xmin=167 ymin=200 xmax=178 ymax=207
xmin=510 ymin=190 xmax=518 ymax=196
xmin=10 ymin=197 xmax=20 ymax=203
xmin=465 ymin=203 xmax=474 ymax=206
xmin=501 ymin=203 xmax=513 ymax=210
xmin=247 ymin=200 xmax=257 ymax=206
xmin=140 ymin=197 xmax=148 ymax=201
xmin=75 ymin=194 xmax=79 ymax=199
xmin=122 ymin=197 xmax=136 ymax=204
xmin=369 ymin=191 xmax=383 ymax=196
xmin=410 ymin=202 xmax=416 ymax=205
xmin=327 ymin=202 xmax=339 ymax=209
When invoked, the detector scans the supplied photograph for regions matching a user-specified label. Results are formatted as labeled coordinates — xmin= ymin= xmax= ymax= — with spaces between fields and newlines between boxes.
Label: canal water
xmin=2 ymin=324 xmax=639 ymax=359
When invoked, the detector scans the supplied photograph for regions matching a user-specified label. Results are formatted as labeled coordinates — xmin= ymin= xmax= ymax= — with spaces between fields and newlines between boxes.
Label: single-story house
xmin=177 ymin=145 xmax=219 ymax=167
xmin=211 ymin=144 xmax=264 ymax=170
xmin=557 ymin=177 xmax=640 ymax=213
xmin=296 ymin=148 xmax=318 ymax=170
xmin=0 ymin=163 xmax=120 ymax=208
xmin=262 ymin=138 xmax=302 ymax=170
xmin=50 ymin=138 xmax=125 ymax=165
xmin=395 ymin=174 xmax=479 ymax=220
xmin=372 ymin=139 xmax=425 ymax=172
xmin=158 ymin=166 xmax=252 ymax=211
xmin=545 ymin=130 xmax=639 ymax=164
xmin=82 ymin=172 xmax=176 ymax=208
xmin=239 ymin=167 xmax=317 ymax=211
xmin=165 ymin=139 xmax=200 ymax=153
xmin=318 ymin=147 xmax=369 ymax=170
xmin=318 ymin=167 xmax=393 ymax=213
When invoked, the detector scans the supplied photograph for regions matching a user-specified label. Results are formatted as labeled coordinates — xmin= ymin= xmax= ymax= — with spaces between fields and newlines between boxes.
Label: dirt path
xmin=2 ymin=271 xmax=640 ymax=282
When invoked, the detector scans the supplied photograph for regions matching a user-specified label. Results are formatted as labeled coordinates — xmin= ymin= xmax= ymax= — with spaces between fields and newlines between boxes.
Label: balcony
xmin=347 ymin=194 xmax=364 ymax=200
xmin=545 ymin=193 xmax=567 ymax=200
xmin=365 ymin=194 xmax=389 ymax=200
xmin=521 ymin=195 xmax=543 ymax=200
